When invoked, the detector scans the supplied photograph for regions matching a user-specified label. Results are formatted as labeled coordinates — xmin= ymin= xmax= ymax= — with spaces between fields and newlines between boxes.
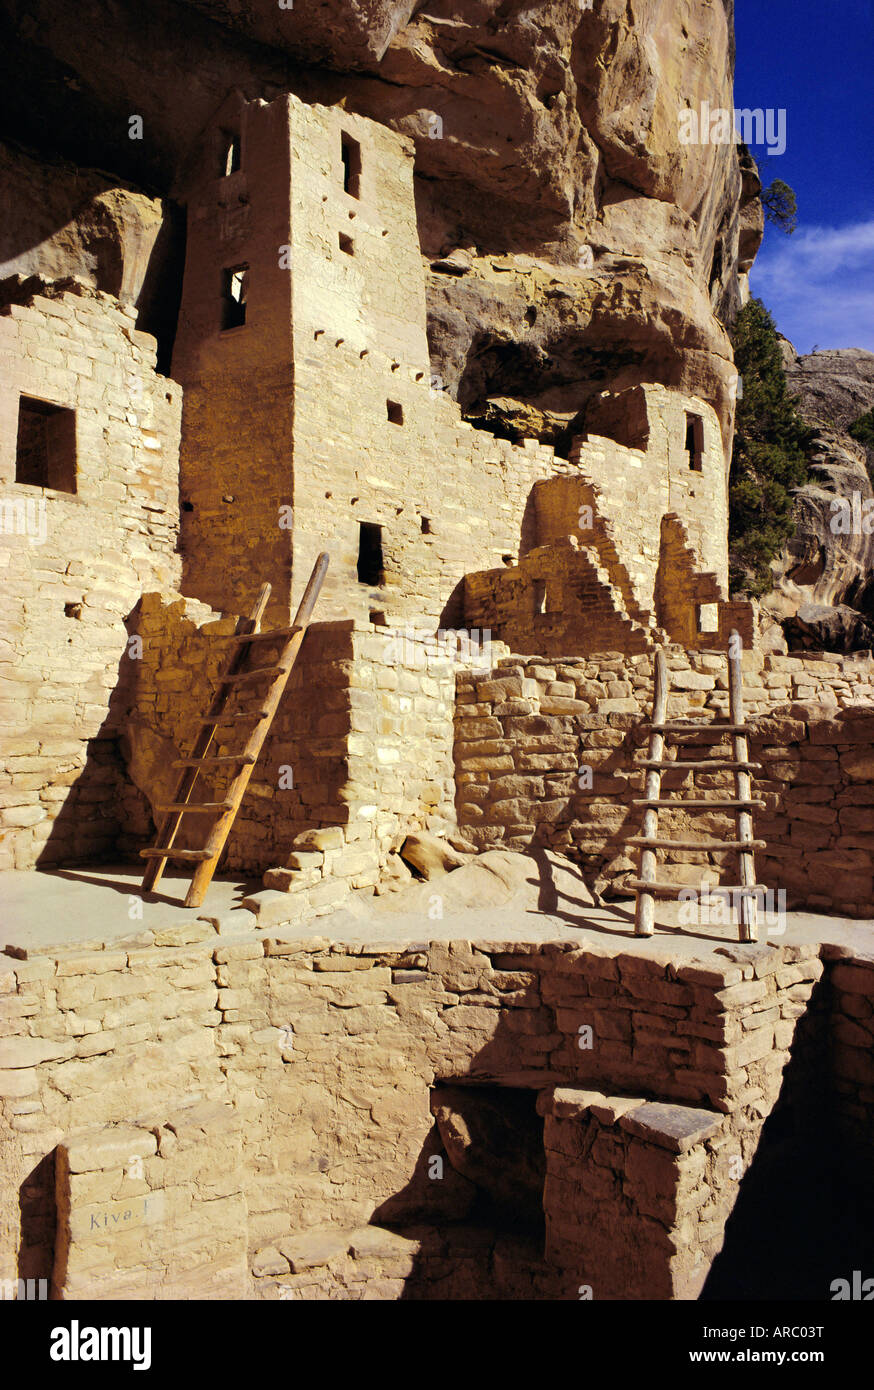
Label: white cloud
xmin=750 ymin=218 xmax=874 ymax=352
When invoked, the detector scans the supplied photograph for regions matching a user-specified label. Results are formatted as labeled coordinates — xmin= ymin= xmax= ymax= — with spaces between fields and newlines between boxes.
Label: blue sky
xmin=734 ymin=0 xmax=874 ymax=352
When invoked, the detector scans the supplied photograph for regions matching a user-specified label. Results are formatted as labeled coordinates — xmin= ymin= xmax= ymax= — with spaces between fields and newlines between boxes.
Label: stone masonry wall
xmin=455 ymin=648 xmax=874 ymax=918
xmin=170 ymin=90 xmax=562 ymax=630
xmin=0 ymin=928 xmax=830 ymax=1300
xmin=284 ymin=93 xmax=562 ymax=628
xmin=289 ymin=332 xmax=560 ymax=631
xmin=539 ymin=1087 xmax=731 ymax=1301
xmin=825 ymin=945 xmax=874 ymax=1155
xmin=0 ymin=282 xmax=181 ymax=870
xmin=170 ymin=93 xmax=295 ymax=626
xmin=121 ymin=603 xmax=461 ymax=893
xmin=53 ymin=1101 xmax=247 ymax=1300
xmin=570 ymin=385 xmax=729 ymax=607
xmin=464 ymin=538 xmax=654 ymax=658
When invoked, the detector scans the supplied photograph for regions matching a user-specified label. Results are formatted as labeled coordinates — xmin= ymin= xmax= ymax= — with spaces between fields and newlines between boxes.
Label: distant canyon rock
xmin=764 ymin=346 xmax=874 ymax=653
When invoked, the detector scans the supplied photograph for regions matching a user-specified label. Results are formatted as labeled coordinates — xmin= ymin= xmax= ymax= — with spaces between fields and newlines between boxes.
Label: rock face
xmin=763 ymin=348 xmax=874 ymax=652
xmin=180 ymin=0 xmax=419 ymax=70
xmin=0 ymin=0 xmax=756 ymax=447
xmin=783 ymin=345 xmax=874 ymax=431
xmin=0 ymin=143 xmax=165 ymax=306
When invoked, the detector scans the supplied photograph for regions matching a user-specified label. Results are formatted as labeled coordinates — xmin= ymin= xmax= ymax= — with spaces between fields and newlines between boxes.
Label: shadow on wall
xmin=438 ymin=485 xmax=540 ymax=631
xmin=77 ymin=595 xmax=357 ymax=881
xmin=370 ymin=1084 xmax=557 ymax=1301
xmin=17 ymin=1151 xmax=55 ymax=1287
xmin=702 ymin=971 xmax=874 ymax=1300
xmin=351 ymin=893 xmax=869 ymax=1301
xmin=34 ymin=603 xmax=153 ymax=870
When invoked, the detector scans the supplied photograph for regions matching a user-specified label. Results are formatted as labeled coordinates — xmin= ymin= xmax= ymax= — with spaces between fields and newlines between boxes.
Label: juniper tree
xmin=728 ymin=298 xmax=814 ymax=595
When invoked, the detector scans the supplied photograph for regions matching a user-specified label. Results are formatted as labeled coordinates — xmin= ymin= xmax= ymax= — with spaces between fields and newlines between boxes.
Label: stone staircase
xmin=463 ymin=537 xmax=661 ymax=658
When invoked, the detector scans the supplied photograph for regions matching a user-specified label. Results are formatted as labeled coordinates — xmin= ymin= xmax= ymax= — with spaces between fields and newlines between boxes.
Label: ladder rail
xmin=140 ymin=557 xmax=330 ymax=908
xmin=635 ymin=648 xmax=668 ymax=937
xmin=631 ymin=635 xmax=766 ymax=942
xmin=183 ymin=553 xmax=330 ymax=909
xmin=729 ymin=630 xmax=759 ymax=942
xmin=140 ymin=581 xmax=272 ymax=894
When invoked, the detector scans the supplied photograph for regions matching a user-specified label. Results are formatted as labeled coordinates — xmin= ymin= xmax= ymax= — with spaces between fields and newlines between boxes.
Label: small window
xmin=15 ymin=397 xmax=77 ymax=492
xmin=220 ymin=131 xmax=241 ymax=177
xmin=339 ymin=233 xmax=355 ymax=256
xmin=221 ymin=265 xmax=248 ymax=330
xmin=386 ymin=400 xmax=403 ymax=425
xmin=341 ymin=134 xmax=361 ymax=198
xmin=421 ymin=516 xmax=431 ymax=534
xmin=697 ymin=602 xmax=719 ymax=633
xmin=532 ymin=578 xmax=547 ymax=615
xmin=357 ymin=522 xmax=384 ymax=586
xmin=685 ymin=413 xmax=704 ymax=471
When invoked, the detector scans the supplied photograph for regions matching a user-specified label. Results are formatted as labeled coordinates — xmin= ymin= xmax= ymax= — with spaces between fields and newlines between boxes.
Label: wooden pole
xmin=141 ymin=582 xmax=272 ymax=894
xmin=635 ymin=647 xmax=668 ymax=937
xmin=728 ymin=630 xmax=758 ymax=942
xmin=184 ymin=554 xmax=330 ymax=908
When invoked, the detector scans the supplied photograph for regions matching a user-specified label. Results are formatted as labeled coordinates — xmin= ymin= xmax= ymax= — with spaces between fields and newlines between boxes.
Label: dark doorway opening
xmin=341 ymin=134 xmax=361 ymax=198
xmin=685 ymin=412 xmax=704 ymax=471
xmin=357 ymin=522 xmax=384 ymax=586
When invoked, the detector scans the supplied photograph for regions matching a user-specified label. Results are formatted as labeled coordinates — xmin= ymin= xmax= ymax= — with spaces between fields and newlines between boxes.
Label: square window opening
xmin=220 ymin=130 xmax=241 ymax=178
xmin=685 ymin=413 xmax=704 ymax=471
xmin=221 ymin=265 xmax=248 ymax=330
xmin=15 ymin=397 xmax=77 ymax=492
xmin=387 ymin=400 xmax=404 ymax=425
xmin=339 ymin=232 xmax=355 ymax=257
xmin=697 ymin=602 xmax=719 ymax=633
xmin=341 ymin=134 xmax=361 ymax=198
xmin=357 ymin=522 xmax=384 ymax=587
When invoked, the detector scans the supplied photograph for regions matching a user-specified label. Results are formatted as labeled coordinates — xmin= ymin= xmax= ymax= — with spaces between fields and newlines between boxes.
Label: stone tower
xmin=172 ymin=90 xmax=434 ymax=624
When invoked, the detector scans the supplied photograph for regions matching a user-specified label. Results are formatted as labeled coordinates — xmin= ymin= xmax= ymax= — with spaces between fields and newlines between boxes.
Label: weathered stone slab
xmin=619 ymin=1101 xmax=724 ymax=1152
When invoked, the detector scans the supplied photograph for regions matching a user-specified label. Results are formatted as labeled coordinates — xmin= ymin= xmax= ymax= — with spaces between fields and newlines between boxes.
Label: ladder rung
xmin=627 ymin=879 xmax=769 ymax=897
xmin=140 ymin=555 xmax=329 ymax=909
xmin=646 ymin=723 xmax=750 ymax=735
xmin=139 ymin=848 xmax=213 ymax=862
xmin=631 ymin=799 xmax=766 ymax=809
xmin=197 ymin=710 xmax=269 ymax=726
xmin=172 ymin=753 xmax=257 ymax=768
xmin=638 ymin=760 xmax=762 ymax=771
xmin=217 ymin=626 xmax=302 ymax=643
xmin=628 ymin=837 xmax=766 ymax=851
xmin=219 ymin=666 xmax=288 ymax=684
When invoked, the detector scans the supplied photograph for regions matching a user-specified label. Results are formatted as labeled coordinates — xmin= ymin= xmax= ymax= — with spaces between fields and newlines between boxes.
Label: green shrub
xmin=848 ymin=407 xmax=874 ymax=449
xmin=728 ymin=299 xmax=814 ymax=595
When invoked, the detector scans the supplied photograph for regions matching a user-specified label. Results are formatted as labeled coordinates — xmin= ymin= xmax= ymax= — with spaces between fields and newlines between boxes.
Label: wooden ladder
xmin=140 ymin=552 xmax=329 ymax=909
xmin=627 ymin=632 xmax=767 ymax=941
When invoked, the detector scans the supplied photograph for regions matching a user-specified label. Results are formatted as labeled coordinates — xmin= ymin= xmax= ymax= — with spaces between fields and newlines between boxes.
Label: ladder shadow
xmin=525 ymin=848 xmax=761 ymax=945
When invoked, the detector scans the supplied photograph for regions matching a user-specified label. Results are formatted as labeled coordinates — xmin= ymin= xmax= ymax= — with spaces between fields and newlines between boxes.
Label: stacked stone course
xmin=456 ymin=647 xmax=874 ymax=918
xmin=2 ymin=925 xmax=855 ymax=1301
xmin=0 ymin=281 xmax=180 ymax=869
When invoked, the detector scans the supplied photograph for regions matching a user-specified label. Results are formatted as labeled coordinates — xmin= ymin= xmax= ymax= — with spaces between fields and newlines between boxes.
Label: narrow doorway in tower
xmin=221 ymin=265 xmax=248 ymax=330
xmin=357 ymin=522 xmax=384 ymax=586
xmin=685 ymin=413 xmax=704 ymax=471
xmin=341 ymin=133 xmax=361 ymax=198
